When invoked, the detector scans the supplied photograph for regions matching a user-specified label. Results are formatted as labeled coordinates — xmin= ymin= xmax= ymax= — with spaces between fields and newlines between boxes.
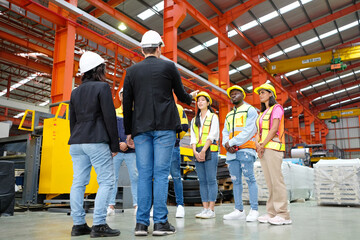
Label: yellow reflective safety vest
xmin=193 ymin=112 xmax=219 ymax=152
xmin=176 ymin=104 xmax=188 ymax=139
xmin=225 ymin=104 xmax=256 ymax=150
xmin=256 ymin=104 xmax=285 ymax=151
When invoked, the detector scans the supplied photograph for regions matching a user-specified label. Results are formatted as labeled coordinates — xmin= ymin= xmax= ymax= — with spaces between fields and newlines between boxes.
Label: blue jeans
xmin=195 ymin=151 xmax=219 ymax=202
xmin=170 ymin=146 xmax=184 ymax=206
xmin=109 ymin=152 xmax=138 ymax=206
xmin=134 ymin=130 xmax=176 ymax=226
xmin=227 ymin=151 xmax=258 ymax=211
xmin=70 ymin=143 xmax=114 ymax=225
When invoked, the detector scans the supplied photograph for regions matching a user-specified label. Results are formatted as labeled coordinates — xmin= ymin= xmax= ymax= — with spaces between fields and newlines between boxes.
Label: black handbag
xmin=195 ymin=146 xmax=211 ymax=161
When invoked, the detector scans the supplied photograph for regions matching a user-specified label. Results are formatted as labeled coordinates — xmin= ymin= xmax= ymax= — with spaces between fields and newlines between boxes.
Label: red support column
xmin=163 ymin=0 xmax=186 ymax=62
xmin=304 ymin=111 xmax=315 ymax=144
xmin=314 ymin=121 xmax=321 ymax=143
xmin=49 ymin=1 xmax=77 ymax=114
xmin=250 ymin=52 xmax=266 ymax=109
xmin=291 ymin=103 xmax=303 ymax=144
xmin=217 ymin=25 xmax=235 ymax=154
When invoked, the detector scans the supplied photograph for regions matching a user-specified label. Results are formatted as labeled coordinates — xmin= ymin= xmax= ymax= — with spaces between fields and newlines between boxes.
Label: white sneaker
xmin=258 ymin=214 xmax=272 ymax=223
xmin=150 ymin=207 xmax=153 ymax=218
xmin=176 ymin=205 xmax=185 ymax=218
xmin=195 ymin=208 xmax=208 ymax=218
xmin=246 ymin=209 xmax=259 ymax=222
xmin=201 ymin=209 xmax=215 ymax=219
xmin=134 ymin=206 xmax=138 ymax=216
xmin=268 ymin=216 xmax=292 ymax=225
xmin=223 ymin=209 xmax=245 ymax=220
xmin=107 ymin=206 xmax=115 ymax=216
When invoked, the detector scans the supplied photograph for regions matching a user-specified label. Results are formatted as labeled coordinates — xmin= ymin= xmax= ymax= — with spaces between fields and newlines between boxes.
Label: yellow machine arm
xmin=265 ymin=44 xmax=360 ymax=74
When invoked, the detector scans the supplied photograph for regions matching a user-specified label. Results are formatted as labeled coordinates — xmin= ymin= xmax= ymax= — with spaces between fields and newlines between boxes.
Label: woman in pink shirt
xmin=254 ymin=83 xmax=292 ymax=225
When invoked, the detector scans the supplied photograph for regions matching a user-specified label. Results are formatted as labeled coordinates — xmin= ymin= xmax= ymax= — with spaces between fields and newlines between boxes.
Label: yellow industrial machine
xmin=318 ymin=108 xmax=360 ymax=119
xmin=20 ymin=104 xmax=98 ymax=197
xmin=265 ymin=44 xmax=360 ymax=74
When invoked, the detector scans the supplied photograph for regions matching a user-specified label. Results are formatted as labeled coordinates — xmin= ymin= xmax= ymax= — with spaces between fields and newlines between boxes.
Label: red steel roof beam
xmin=312 ymin=93 xmax=360 ymax=112
xmin=174 ymin=0 xmax=326 ymax=129
xmin=291 ymin=62 xmax=360 ymax=91
xmin=249 ymin=2 xmax=360 ymax=56
xmin=306 ymin=79 xmax=360 ymax=102
xmin=178 ymin=0 xmax=266 ymax=41
xmin=90 ymin=0 xmax=126 ymax=18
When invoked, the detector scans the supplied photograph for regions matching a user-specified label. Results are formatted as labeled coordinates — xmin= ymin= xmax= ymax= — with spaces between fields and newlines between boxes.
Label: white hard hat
xmin=140 ymin=30 xmax=165 ymax=48
xmin=79 ymin=51 xmax=105 ymax=74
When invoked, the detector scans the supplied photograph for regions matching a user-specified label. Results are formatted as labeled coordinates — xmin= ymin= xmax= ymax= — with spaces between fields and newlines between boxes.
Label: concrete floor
xmin=0 ymin=201 xmax=359 ymax=240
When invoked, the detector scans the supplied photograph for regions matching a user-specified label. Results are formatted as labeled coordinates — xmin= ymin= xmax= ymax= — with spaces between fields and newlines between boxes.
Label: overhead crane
xmin=265 ymin=44 xmax=360 ymax=75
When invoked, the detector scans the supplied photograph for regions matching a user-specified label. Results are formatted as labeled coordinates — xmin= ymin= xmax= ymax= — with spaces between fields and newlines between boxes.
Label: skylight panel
xmin=300 ymin=85 xmax=312 ymax=91
xmin=240 ymin=20 xmax=258 ymax=32
xmin=322 ymin=93 xmax=333 ymax=98
xmin=229 ymin=69 xmax=237 ymax=75
xmin=330 ymin=102 xmax=340 ymax=107
xmin=352 ymin=96 xmax=360 ymax=100
xmin=237 ymin=64 xmax=251 ymax=71
xmin=301 ymin=0 xmax=313 ymax=4
xmin=14 ymin=112 xmax=25 ymax=119
xmin=0 ymin=73 xmax=38 ymax=97
xmin=204 ymin=38 xmax=218 ymax=47
xmin=319 ymin=29 xmax=338 ymax=39
xmin=301 ymin=37 xmax=319 ymax=46
xmin=312 ymin=81 xmax=325 ymax=88
xmin=268 ymin=51 xmax=284 ymax=59
xmin=285 ymin=70 xmax=299 ymax=77
xmin=228 ymin=30 xmax=237 ymax=37
xmin=340 ymin=72 xmax=354 ymax=78
xmin=279 ymin=2 xmax=300 ymax=14
xmin=346 ymin=85 xmax=358 ymax=91
xmin=247 ymin=86 xmax=253 ymax=90
xmin=334 ymin=89 xmax=346 ymax=95
xmin=326 ymin=77 xmax=339 ymax=83
xmin=312 ymin=97 xmax=322 ymax=101
xmin=284 ymin=44 xmax=301 ymax=53
xmin=137 ymin=9 xmax=155 ymax=21
xmin=338 ymin=20 xmax=359 ymax=32
xmin=259 ymin=11 xmax=279 ymax=23
xmin=340 ymin=99 xmax=351 ymax=104
xmin=259 ymin=58 xmax=266 ymax=63
xmin=39 ymin=100 xmax=50 ymax=106
xmin=137 ymin=1 xmax=164 ymax=20
xmin=189 ymin=45 xmax=205 ymax=54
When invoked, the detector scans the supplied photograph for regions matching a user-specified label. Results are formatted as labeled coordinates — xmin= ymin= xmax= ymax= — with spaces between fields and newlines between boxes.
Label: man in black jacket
xmin=123 ymin=30 xmax=198 ymax=236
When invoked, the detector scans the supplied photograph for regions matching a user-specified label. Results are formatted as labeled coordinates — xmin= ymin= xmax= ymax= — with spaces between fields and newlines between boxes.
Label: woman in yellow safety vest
xmin=190 ymin=91 xmax=219 ymax=219
xmin=254 ymin=83 xmax=292 ymax=225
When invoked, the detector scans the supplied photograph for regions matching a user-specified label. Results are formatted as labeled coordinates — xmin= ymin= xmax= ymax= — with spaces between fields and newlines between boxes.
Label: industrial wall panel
xmin=347 ymin=117 xmax=359 ymax=128
xmin=327 ymin=130 xmax=336 ymax=139
xmin=349 ymin=130 xmax=360 ymax=138
xmin=350 ymin=139 xmax=360 ymax=149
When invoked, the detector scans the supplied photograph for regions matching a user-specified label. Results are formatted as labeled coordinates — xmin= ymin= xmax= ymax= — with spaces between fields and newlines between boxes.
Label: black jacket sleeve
xmin=123 ymin=70 xmax=133 ymax=135
xmin=69 ymin=97 xmax=76 ymax=134
xmin=99 ymin=84 xmax=120 ymax=152
xmin=171 ymin=63 xmax=192 ymax=106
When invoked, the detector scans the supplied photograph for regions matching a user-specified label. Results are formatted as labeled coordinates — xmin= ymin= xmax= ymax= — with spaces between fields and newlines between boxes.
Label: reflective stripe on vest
xmin=256 ymin=104 xmax=285 ymax=152
xmin=225 ymin=104 xmax=256 ymax=150
xmin=193 ymin=113 xmax=219 ymax=152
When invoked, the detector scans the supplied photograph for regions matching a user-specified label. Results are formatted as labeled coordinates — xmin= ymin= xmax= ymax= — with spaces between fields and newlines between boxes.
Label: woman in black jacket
xmin=68 ymin=51 xmax=120 ymax=238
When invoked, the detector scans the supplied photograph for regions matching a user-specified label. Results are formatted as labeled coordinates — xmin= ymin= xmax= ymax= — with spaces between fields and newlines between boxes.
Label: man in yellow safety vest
xmin=222 ymin=85 xmax=259 ymax=222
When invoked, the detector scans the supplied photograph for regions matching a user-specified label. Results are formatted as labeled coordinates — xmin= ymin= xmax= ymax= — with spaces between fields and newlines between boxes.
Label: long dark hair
xmin=195 ymin=97 xmax=214 ymax=128
xmin=81 ymin=63 xmax=106 ymax=82
xmin=260 ymin=90 xmax=277 ymax=112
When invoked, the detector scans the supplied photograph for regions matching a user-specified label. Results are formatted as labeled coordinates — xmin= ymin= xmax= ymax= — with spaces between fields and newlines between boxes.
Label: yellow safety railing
xmin=54 ymin=103 xmax=69 ymax=120
xmin=18 ymin=110 xmax=35 ymax=131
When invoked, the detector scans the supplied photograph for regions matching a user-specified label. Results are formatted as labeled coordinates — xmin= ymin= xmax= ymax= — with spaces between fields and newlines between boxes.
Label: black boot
xmin=153 ymin=221 xmax=176 ymax=236
xmin=90 ymin=224 xmax=120 ymax=238
xmin=71 ymin=223 xmax=92 ymax=236
xmin=134 ymin=223 xmax=148 ymax=236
